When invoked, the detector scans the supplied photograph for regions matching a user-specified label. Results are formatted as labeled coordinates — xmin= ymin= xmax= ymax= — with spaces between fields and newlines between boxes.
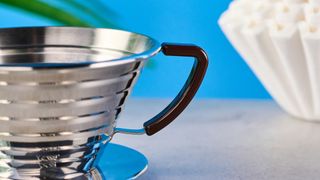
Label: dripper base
xmin=90 ymin=143 xmax=148 ymax=180
xmin=0 ymin=143 xmax=148 ymax=180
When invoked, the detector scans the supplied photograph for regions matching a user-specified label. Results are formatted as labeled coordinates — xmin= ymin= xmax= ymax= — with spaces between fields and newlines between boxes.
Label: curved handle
xmin=116 ymin=43 xmax=208 ymax=136
xmin=144 ymin=43 xmax=208 ymax=135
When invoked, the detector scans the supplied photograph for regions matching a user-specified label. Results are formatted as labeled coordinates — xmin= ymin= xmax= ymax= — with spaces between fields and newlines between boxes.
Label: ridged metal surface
xmin=0 ymin=27 xmax=161 ymax=179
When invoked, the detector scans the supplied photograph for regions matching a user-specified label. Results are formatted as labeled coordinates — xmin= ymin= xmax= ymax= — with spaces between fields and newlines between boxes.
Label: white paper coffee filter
xmin=219 ymin=14 xmax=299 ymax=115
xmin=219 ymin=0 xmax=320 ymax=120
xmin=269 ymin=22 xmax=313 ymax=117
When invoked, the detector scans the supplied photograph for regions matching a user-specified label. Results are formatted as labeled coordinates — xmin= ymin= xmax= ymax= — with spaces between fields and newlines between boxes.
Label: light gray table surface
xmin=112 ymin=99 xmax=320 ymax=180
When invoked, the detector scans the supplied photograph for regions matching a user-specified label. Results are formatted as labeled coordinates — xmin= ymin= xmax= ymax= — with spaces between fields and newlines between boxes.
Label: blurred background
xmin=0 ymin=0 xmax=271 ymax=99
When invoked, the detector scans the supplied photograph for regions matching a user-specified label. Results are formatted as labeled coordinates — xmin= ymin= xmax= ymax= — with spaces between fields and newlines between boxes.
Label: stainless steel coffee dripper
xmin=0 ymin=27 xmax=208 ymax=179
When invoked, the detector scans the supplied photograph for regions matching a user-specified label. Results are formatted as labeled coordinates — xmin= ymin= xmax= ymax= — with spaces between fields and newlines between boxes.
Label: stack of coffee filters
xmin=219 ymin=0 xmax=320 ymax=120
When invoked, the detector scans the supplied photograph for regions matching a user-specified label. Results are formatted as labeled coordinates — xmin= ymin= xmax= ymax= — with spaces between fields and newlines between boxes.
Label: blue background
xmin=0 ymin=0 xmax=270 ymax=99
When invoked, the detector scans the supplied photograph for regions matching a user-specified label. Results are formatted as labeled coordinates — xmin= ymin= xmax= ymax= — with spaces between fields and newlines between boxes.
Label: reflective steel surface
xmin=0 ymin=27 xmax=161 ymax=179
xmin=94 ymin=143 xmax=148 ymax=180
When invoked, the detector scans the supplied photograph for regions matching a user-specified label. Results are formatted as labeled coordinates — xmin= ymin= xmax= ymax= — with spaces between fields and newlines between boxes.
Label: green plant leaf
xmin=0 ymin=0 xmax=91 ymax=26
xmin=62 ymin=0 xmax=115 ymax=27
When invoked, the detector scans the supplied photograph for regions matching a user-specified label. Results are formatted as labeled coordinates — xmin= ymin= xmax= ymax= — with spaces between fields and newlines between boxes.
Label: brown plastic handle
xmin=143 ymin=43 xmax=208 ymax=135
